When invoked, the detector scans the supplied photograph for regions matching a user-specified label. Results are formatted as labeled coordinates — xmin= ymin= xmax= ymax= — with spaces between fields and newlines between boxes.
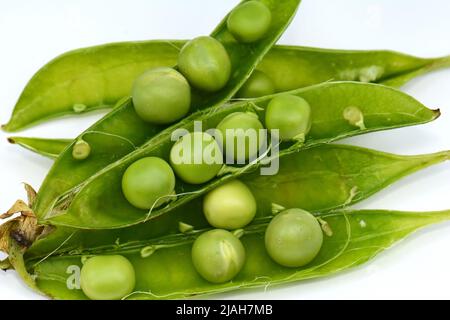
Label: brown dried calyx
xmin=0 ymin=184 xmax=50 ymax=258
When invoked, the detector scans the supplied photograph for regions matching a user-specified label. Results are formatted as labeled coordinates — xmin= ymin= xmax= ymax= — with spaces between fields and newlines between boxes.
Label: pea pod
xmin=3 ymin=0 xmax=302 ymax=132
xmin=27 ymin=209 xmax=450 ymax=299
xmin=7 ymin=137 xmax=71 ymax=159
xmin=24 ymin=144 xmax=450 ymax=261
xmin=36 ymin=82 xmax=440 ymax=229
xmin=3 ymin=40 xmax=449 ymax=132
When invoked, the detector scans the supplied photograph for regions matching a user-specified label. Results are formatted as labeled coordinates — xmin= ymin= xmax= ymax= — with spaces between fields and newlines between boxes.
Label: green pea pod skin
xmin=24 ymin=145 xmax=450 ymax=261
xmin=7 ymin=137 xmax=72 ymax=159
xmin=379 ymin=55 xmax=450 ymax=88
xmin=259 ymin=47 xmax=450 ymax=91
xmin=28 ymin=209 xmax=450 ymax=299
xmin=39 ymin=82 xmax=439 ymax=229
xmin=2 ymin=0 xmax=302 ymax=132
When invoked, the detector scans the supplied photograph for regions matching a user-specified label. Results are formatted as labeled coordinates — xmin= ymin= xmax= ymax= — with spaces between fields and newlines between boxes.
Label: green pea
xmin=132 ymin=67 xmax=191 ymax=124
xmin=80 ymin=255 xmax=135 ymax=300
xmin=122 ymin=157 xmax=175 ymax=209
xmin=227 ymin=1 xmax=272 ymax=43
xmin=237 ymin=70 xmax=275 ymax=98
xmin=72 ymin=139 xmax=91 ymax=160
xmin=170 ymin=132 xmax=223 ymax=184
xmin=203 ymin=180 xmax=257 ymax=229
xmin=191 ymin=229 xmax=246 ymax=283
xmin=178 ymin=36 xmax=231 ymax=92
xmin=265 ymin=94 xmax=312 ymax=141
xmin=216 ymin=112 xmax=265 ymax=163
xmin=265 ymin=208 xmax=323 ymax=267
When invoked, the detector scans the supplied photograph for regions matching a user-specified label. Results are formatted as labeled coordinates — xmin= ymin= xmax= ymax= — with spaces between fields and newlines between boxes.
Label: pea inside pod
xmin=178 ymin=36 xmax=231 ymax=92
xmin=170 ymin=132 xmax=223 ymax=184
xmin=216 ymin=111 xmax=265 ymax=163
xmin=191 ymin=229 xmax=246 ymax=283
xmin=227 ymin=1 xmax=272 ymax=43
xmin=122 ymin=157 xmax=175 ymax=210
xmin=132 ymin=67 xmax=191 ymax=124
xmin=203 ymin=180 xmax=257 ymax=230
xmin=265 ymin=94 xmax=312 ymax=141
xmin=265 ymin=208 xmax=323 ymax=267
xmin=237 ymin=70 xmax=275 ymax=98
xmin=80 ymin=255 xmax=135 ymax=300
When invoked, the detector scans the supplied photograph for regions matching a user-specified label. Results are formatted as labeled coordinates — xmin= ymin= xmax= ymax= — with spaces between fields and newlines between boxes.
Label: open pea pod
xmin=2 ymin=0 xmax=301 ymax=132
xmin=24 ymin=144 xmax=450 ymax=261
xmin=37 ymin=82 xmax=439 ymax=229
xmin=27 ymin=209 xmax=450 ymax=299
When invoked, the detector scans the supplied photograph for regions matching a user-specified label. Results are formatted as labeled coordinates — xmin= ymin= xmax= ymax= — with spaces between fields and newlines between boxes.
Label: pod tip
xmin=432 ymin=108 xmax=441 ymax=119
xmin=7 ymin=137 xmax=16 ymax=144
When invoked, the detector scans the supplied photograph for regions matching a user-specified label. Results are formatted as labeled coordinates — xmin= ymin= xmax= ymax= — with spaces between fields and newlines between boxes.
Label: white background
xmin=0 ymin=0 xmax=449 ymax=300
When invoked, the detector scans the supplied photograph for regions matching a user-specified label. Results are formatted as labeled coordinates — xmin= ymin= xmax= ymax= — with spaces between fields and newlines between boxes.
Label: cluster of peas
xmin=78 ymin=1 xmax=323 ymax=300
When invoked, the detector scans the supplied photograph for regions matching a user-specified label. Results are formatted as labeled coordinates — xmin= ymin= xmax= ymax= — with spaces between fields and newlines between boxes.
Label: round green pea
xmin=237 ymin=70 xmax=275 ymax=98
xmin=122 ymin=157 xmax=175 ymax=210
xmin=192 ymin=229 xmax=246 ymax=283
xmin=170 ymin=132 xmax=223 ymax=184
xmin=227 ymin=1 xmax=272 ymax=43
xmin=203 ymin=180 xmax=257 ymax=229
xmin=265 ymin=208 xmax=323 ymax=267
xmin=132 ymin=67 xmax=191 ymax=124
xmin=265 ymin=94 xmax=312 ymax=141
xmin=178 ymin=36 xmax=231 ymax=92
xmin=217 ymin=112 xmax=265 ymax=163
xmin=80 ymin=255 xmax=135 ymax=300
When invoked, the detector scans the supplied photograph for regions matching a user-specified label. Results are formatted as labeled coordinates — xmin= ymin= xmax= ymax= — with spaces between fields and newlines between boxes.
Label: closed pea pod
xmin=132 ymin=67 xmax=191 ymax=124
xmin=178 ymin=36 xmax=231 ymax=92
xmin=265 ymin=94 xmax=312 ymax=141
xmin=4 ymin=43 xmax=450 ymax=132
xmin=203 ymin=180 xmax=257 ymax=230
xmin=191 ymin=229 xmax=246 ymax=283
xmin=122 ymin=157 xmax=175 ymax=210
xmin=80 ymin=255 xmax=135 ymax=300
xmin=265 ymin=208 xmax=323 ymax=267
xmin=237 ymin=70 xmax=275 ymax=98
xmin=216 ymin=111 xmax=265 ymax=163
xmin=227 ymin=1 xmax=272 ymax=43
xmin=170 ymin=132 xmax=223 ymax=184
